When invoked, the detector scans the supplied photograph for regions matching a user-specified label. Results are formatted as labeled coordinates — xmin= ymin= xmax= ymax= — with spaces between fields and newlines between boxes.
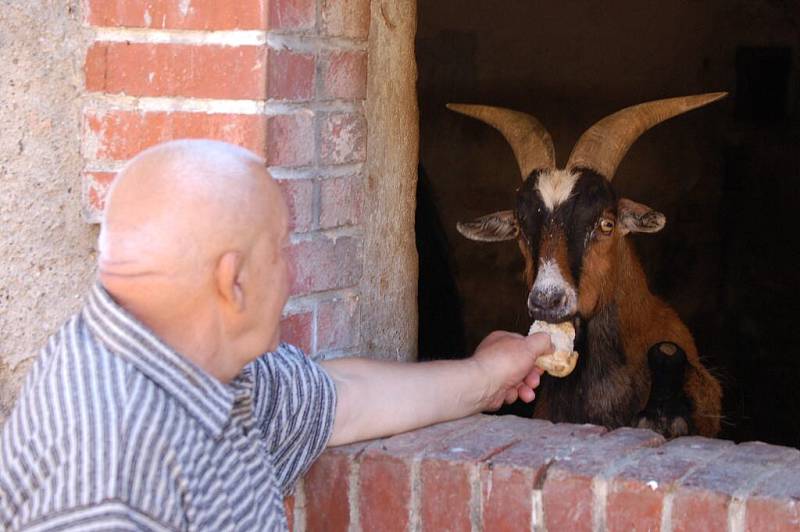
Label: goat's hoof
xmin=637 ymin=341 xmax=693 ymax=439
xmin=635 ymin=412 xmax=690 ymax=438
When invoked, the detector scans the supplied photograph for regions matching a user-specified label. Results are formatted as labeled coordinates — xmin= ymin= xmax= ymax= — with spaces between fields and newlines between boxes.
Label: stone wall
xmin=0 ymin=1 xmax=96 ymax=417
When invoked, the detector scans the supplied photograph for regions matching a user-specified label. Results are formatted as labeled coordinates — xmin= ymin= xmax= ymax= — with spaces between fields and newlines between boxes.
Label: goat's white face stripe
xmin=533 ymin=259 xmax=578 ymax=313
xmin=536 ymin=169 xmax=579 ymax=211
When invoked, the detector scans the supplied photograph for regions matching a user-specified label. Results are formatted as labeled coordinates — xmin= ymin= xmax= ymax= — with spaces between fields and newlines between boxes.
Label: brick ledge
xmin=288 ymin=414 xmax=800 ymax=531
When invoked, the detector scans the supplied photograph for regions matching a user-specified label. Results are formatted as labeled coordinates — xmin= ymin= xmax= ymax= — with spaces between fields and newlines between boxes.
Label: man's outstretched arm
xmin=320 ymin=331 xmax=551 ymax=447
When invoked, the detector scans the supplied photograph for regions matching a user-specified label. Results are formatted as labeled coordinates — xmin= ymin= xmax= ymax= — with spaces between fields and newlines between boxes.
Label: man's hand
xmin=471 ymin=331 xmax=552 ymax=411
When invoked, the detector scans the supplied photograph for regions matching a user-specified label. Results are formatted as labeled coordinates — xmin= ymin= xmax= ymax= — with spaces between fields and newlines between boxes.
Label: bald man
xmin=0 ymin=140 xmax=549 ymax=531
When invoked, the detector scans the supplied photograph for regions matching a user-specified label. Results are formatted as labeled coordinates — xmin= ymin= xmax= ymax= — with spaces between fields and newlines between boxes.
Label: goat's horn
xmin=447 ymin=103 xmax=555 ymax=179
xmin=566 ymin=92 xmax=727 ymax=180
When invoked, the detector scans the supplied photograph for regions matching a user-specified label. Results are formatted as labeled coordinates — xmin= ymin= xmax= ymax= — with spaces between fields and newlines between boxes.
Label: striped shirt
xmin=0 ymin=282 xmax=336 ymax=531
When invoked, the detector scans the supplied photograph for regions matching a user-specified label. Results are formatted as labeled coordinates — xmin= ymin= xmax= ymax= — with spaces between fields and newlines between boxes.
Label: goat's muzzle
xmin=528 ymin=290 xmax=575 ymax=323
xmin=527 ymin=287 xmax=576 ymax=323
xmin=527 ymin=258 xmax=578 ymax=323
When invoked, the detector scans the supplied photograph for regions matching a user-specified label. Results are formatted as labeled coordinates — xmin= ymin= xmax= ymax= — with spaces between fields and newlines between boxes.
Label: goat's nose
xmin=527 ymin=289 xmax=571 ymax=322
xmin=528 ymin=289 xmax=567 ymax=312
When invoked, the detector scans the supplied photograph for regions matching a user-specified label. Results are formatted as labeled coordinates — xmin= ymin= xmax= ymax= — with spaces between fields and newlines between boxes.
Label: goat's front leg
xmin=635 ymin=342 xmax=693 ymax=438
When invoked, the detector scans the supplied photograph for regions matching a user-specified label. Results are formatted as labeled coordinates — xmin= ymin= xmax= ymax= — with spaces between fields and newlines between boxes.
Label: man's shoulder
xmin=0 ymin=314 xmax=195 ymax=529
xmin=1 ymin=310 xmax=196 ymax=474
xmin=11 ymin=311 xmax=131 ymax=425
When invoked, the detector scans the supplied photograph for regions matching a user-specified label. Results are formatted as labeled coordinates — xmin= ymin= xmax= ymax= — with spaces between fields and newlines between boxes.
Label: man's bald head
xmin=99 ymin=139 xmax=283 ymax=279
xmin=97 ymin=140 xmax=292 ymax=381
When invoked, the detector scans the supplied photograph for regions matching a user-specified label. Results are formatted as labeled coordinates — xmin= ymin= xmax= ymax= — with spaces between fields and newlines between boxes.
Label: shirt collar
xmin=82 ymin=281 xmax=244 ymax=438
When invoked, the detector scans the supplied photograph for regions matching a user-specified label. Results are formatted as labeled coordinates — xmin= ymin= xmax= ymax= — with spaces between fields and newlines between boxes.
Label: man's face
xmin=241 ymin=180 xmax=291 ymax=356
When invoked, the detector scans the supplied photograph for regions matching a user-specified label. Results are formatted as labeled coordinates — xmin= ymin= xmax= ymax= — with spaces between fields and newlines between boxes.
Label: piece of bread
xmin=528 ymin=320 xmax=579 ymax=377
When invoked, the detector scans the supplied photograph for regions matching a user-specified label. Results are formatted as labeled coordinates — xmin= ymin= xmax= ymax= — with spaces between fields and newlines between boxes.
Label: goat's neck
xmin=609 ymin=238 xmax=661 ymax=353
xmin=615 ymin=238 xmax=652 ymax=302
xmin=578 ymin=239 xmax=656 ymax=350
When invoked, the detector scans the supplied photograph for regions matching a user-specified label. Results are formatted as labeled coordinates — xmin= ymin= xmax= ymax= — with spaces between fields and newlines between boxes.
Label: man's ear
xmin=618 ymin=198 xmax=666 ymax=235
xmin=457 ymin=210 xmax=519 ymax=242
xmin=216 ymin=251 xmax=245 ymax=312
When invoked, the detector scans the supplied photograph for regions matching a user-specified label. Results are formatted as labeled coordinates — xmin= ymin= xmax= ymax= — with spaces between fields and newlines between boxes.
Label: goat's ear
xmin=457 ymin=210 xmax=519 ymax=242
xmin=618 ymin=198 xmax=666 ymax=235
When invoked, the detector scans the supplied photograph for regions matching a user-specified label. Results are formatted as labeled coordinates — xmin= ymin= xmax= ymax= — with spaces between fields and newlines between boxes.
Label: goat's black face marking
xmin=515 ymin=168 xmax=617 ymax=285
xmin=515 ymin=171 xmax=547 ymax=266
xmin=562 ymin=169 xmax=617 ymax=281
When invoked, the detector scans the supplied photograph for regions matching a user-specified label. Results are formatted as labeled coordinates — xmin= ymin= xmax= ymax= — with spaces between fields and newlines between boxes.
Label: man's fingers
xmin=526 ymin=332 xmax=554 ymax=356
xmin=517 ymin=384 xmax=535 ymax=403
xmin=524 ymin=371 xmax=540 ymax=390
xmin=504 ymin=388 xmax=518 ymax=404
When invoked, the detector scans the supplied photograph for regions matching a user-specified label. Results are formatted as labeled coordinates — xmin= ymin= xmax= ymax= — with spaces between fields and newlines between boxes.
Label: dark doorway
xmin=415 ymin=1 xmax=800 ymax=447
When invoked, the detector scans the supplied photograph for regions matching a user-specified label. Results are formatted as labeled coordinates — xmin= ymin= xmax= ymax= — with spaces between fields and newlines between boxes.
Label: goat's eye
xmin=599 ymin=219 xmax=615 ymax=234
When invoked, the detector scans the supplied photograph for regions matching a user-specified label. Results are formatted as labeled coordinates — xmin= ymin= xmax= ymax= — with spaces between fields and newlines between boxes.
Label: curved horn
xmin=566 ymin=92 xmax=727 ymax=180
xmin=447 ymin=103 xmax=556 ymax=179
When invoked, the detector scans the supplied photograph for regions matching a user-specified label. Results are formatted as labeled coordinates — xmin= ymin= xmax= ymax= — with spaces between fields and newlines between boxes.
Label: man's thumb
xmin=525 ymin=332 xmax=554 ymax=358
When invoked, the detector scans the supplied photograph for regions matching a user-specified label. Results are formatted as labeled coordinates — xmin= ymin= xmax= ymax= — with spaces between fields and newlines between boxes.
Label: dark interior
xmin=415 ymin=1 xmax=800 ymax=448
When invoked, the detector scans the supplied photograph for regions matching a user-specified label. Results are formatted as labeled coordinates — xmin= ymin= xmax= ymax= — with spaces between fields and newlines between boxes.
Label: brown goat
xmin=451 ymin=94 xmax=724 ymax=438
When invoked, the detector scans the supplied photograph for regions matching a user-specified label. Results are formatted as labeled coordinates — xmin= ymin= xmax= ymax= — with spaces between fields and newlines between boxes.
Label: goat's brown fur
xmin=522 ymin=218 xmax=721 ymax=436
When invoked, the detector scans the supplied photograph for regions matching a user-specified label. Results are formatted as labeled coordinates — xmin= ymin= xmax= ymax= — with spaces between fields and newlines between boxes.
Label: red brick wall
xmin=292 ymin=415 xmax=800 ymax=531
xmin=82 ymin=0 xmax=369 ymax=359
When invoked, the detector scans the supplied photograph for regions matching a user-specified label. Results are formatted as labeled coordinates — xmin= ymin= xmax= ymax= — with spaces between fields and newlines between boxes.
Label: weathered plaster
xmin=360 ymin=0 xmax=419 ymax=361
xmin=0 ymin=1 xmax=96 ymax=418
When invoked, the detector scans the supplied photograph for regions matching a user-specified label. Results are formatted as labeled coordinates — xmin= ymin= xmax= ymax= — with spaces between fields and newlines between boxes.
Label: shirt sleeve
xmin=250 ymin=343 xmax=337 ymax=494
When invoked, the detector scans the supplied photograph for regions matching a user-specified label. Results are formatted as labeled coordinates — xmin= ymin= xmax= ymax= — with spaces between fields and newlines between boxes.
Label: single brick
xmin=320 ymin=175 xmax=362 ymax=229
xmin=486 ymin=422 xmax=607 ymax=471
xmin=747 ymin=499 xmax=800 ymax=532
xmin=746 ymin=462 xmax=800 ymax=531
xmin=321 ymin=0 xmax=370 ymax=39
xmin=85 ymin=42 xmax=267 ymax=100
xmin=481 ymin=421 xmax=605 ymax=531
xmin=359 ymin=454 xmax=411 ymax=532
xmin=542 ymin=428 xmax=664 ymax=532
xmin=83 ymin=109 xmax=266 ymax=160
xmin=481 ymin=464 xmax=534 ymax=532
xmin=358 ymin=416 xmax=487 ymax=531
xmin=672 ymin=488 xmax=730 ymax=532
xmin=279 ymin=311 xmax=313 ymax=354
xmin=317 ymin=295 xmax=359 ymax=352
xmin=87 ymin=0 xmax=268 ymax=30
xmin=320 ymin=50 xmax=368 ymax=101
xmin=266 ymin=113 xmax=314 ymax=167
xmin=287 ymin=236 xmax=362 ymax=295
xmin=320 ymin=113 xmax=367 ymax=165
xmin=427 ymin=415 xmax=545 ymax=462
xmin=83 ymin=171 xmax=117 ymax=220
xmin=544 ymin=474 xmax=596 ymax=532
xmin=365 ymin=415 xmax=489 ymax=460
xmin=606 ymin=437 xmax=733 ymax=532
xmin=672 ymin=441 xmax=800 ymax=532
xmin=267 ymin=49 xmax=315 ymax=101
xmin=420 ymin=416 xmax=537 ymax=532
xmin=420 ymin=460 xmax=473 ymax=532
xmin=303 ymin=445 xmax=365 ymax=532
xmin=276 ymin=178 xmax=313 ymax=233
xmin=268 ymin=0 xmax=315 ymax=30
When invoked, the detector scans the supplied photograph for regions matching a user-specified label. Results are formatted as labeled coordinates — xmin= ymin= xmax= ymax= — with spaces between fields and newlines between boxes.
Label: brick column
xmin=82 ymin=0 xmax=369 ymax=359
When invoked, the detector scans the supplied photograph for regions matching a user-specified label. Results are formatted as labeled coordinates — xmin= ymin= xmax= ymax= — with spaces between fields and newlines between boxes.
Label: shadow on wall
xmin=416 ymin=165 xmax=467 ymax=360
xmin=415 ymin=0 xmax=800 ymax=448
